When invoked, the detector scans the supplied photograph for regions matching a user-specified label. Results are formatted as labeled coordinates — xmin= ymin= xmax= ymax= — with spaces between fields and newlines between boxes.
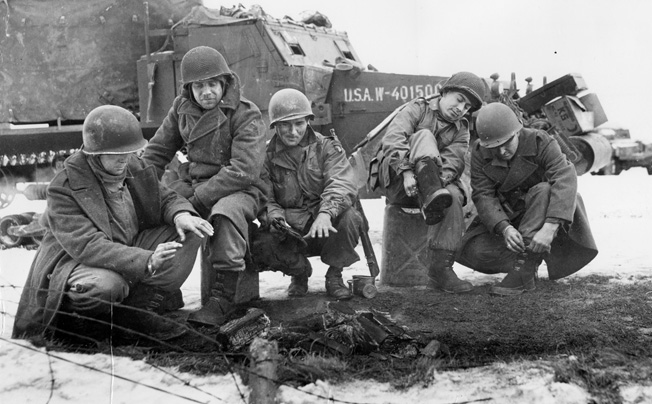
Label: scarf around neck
xmin=86 ymin=154 xmax=129 ymax=189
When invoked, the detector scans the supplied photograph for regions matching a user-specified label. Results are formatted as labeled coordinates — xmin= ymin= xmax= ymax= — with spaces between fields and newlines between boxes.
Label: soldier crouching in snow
xmin=457 ymin=103 xmax=598 ymax=296
xmin=12 ymin=106 xmax=213 ymax=343
xmin=251 ymin=89 xmax=363 ymax=300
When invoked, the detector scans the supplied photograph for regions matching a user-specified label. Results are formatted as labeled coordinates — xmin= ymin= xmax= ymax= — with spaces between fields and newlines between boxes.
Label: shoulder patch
xmin=324 ymin=129 xmax=345 ymax=153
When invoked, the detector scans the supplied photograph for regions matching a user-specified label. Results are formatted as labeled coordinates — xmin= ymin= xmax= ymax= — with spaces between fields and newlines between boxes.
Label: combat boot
xmin=325 ymin=266 xmax=352 ymax=300
xmin=188 ymin=270 xmax=240 ymax=327
xmin=159 ymin=289 xmax=185 ymax=312
xmin=428 ymin=249 xmax=473 ymax=293
xmin=489 ymin=252 xmax=542 ymax=296
xmin=288 ymin=262 xmax=313 ymax=297
xmin=415 ymin=158 xmax=452 ymax=225
xmin=113 ymin=284 xmax=187 ymax=342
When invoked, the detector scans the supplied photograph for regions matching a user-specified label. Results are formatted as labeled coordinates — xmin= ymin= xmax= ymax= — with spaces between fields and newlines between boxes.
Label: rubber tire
xmin=0 ymin=214 xmax=29 ymax=248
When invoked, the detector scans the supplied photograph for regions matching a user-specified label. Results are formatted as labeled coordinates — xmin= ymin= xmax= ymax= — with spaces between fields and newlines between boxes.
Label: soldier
xmin=142 ymin=46 xmax=268 ymax=327
xmin=457 ymin=103 xmax=598 ymax=295
xmin=370 ymin=72 xmax=486 ymax=293
xmin=12 ymin=105 xmax=213 ymax=342
xmin=252 ymin=89 xmax=362 ymax=299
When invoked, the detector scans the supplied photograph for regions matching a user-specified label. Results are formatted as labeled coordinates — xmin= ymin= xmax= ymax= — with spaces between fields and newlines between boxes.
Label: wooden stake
xmin=248 ymin=338 xmax=278 ymax=404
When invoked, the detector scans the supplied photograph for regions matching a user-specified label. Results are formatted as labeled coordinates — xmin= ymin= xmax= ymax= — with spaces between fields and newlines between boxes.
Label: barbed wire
xmin=0 ymin=287 xmax=378 ymax=404
xmin=45 ymin=345 xmax=55 ymax=404
xmin=0 ymin=282 xmax=498 ymax=404
xmin=0 ymin=306 xmax=234 ymax=403
xmin=0 ymin=336 xmax=215 ymax=404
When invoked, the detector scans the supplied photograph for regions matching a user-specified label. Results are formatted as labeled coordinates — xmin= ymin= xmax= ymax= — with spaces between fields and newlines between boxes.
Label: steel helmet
xmin=476 ymin=103 xmax=524 ymax=148
xmin=268 ymin=89 xmax=314 ymax=128
xmin=82 ymin=105 xmax=147 ymax=154
xmin=440 ymin=71 xmax=487 ymax=112
xmin=180 ymin=46 xmax=231 ymax=85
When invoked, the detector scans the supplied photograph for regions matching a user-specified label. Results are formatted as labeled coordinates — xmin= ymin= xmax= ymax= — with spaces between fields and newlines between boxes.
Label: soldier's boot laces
xmin=114 ymin=285 xmax=187 ymax=341
xmin=325 ymin=266 xmax=352 ymax=300
xmin=415 ymin=158 xmax=452 ymax=225
xmin=489 ymin=252 xmax=541 ymax=296
xmin=188 ymin=271 xmax=239 ymax=327
xmin=428 ymin=249 xmax=473 ymax=293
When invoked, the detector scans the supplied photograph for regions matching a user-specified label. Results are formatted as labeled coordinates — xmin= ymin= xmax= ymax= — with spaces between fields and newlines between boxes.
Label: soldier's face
xmin=99 ymin=153 xmax=133 ymax=175
xmin=439 ymin=91 xmax=472 ymax=121
xmin=191 ymin=78 xmax=224 ymax=110
xmin=490 ymin=133 xmax=519 ymax=161
xmin=275 ymin=118 xmax=308 ymax=147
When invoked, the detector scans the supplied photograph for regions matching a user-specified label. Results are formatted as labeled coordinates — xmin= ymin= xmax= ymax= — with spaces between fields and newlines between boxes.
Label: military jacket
xmin=378 ymin=96 xmax=469 ymax=186
xmin=264 ymin=127 xmax=358 ymax=231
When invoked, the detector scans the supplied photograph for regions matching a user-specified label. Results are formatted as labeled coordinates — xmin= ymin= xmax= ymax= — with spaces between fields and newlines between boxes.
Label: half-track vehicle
xmin=0 ymin=1 xmax=620 ymax=247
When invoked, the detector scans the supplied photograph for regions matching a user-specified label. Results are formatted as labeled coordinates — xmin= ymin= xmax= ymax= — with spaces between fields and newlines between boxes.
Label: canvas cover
xmin=0 ymin=0 xmax=200 ymax=124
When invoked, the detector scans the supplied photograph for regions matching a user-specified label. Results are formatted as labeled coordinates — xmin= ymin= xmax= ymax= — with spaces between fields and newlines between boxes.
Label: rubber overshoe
xmin=288 ymin=274 xmax=309 ymax=297
xmin=325 ymin=276 xmax=352 ymax=300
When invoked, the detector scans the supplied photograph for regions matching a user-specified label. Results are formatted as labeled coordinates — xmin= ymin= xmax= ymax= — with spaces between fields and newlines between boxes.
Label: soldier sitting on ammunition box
xmin=457 ymin=103 xmax=598 ymax=295
xmin=252 ymin=89 xmax=363 ymax=300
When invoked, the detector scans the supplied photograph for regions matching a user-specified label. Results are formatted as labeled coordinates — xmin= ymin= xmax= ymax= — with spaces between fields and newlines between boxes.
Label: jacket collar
xmin=478 ymin=129 xmax=540 ymax=192
xmin=268 ymin=126 xmax=318 ymax=170
xmin=178 ymin=72 xmax=243 ymax=116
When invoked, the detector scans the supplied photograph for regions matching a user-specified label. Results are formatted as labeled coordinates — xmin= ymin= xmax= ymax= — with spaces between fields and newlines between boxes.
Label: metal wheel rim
xmin=0 ymin=215 xmax=25 ymax=248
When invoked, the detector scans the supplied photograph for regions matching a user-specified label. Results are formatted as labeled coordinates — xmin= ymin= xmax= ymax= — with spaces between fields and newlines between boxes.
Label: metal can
xmin=361 ymin=284 xmax=378 ymax=299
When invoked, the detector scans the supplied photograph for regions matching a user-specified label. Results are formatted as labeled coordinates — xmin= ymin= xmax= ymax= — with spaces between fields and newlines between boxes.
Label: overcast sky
xmin=203 ymin=0 xmax=652 ymax=141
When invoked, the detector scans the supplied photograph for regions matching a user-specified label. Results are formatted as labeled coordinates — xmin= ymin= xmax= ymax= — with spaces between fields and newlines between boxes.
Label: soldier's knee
xmin=93 ymin=272 xmax=130 ymax=303
xmin=337 ymin=207 xmax=363 ymax=233
xmin=529 ymin=182 xmax=551 ymax=196
xmin=65 ymin=269 xmax=129 ymax=314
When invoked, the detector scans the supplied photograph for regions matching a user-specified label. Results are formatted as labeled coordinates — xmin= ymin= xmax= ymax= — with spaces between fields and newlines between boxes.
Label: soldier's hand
xmin=269 ymin=216 xmax=288 ymax=233
xmin=402 ymin=170 xmax=418 ymax=198
xmin=174 ymin=213 xmax=214 ymax=241
xmin=529 ymin=223 xmax=559 ymax=254
xmin=305 ymin=212 xmax=337 ymax=239
xmin=149 ymin=241 xmax=183 ymax=274
xmin=503 ymin=226 xmax=525 ymax=253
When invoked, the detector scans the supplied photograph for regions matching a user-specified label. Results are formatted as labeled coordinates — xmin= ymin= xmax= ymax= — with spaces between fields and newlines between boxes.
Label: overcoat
xmin=143 ymin=73 xmax=267 ymax=235
xmin=461 ymin=128 xmax=598 ymax=279
xmin=12 ymin=152 xmax=195 ymax=338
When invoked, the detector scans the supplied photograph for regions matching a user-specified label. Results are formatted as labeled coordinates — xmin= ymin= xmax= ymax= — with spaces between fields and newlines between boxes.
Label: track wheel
xmin=0 ymin=214 xmax=30 ymax=248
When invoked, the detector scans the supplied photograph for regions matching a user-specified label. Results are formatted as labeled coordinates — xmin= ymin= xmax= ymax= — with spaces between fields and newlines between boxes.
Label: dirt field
xmin=1 ymin=170 xmax=652 ymax=403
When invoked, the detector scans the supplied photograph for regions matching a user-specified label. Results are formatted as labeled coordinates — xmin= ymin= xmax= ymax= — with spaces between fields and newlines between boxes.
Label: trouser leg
xmin=208 ymin=215 xmax=247 ymax=272
xmin=135 ymin=225 xmax=202 ymax=291
xmin=457 ymin=232 xmax=515 ymax=274
xmin=380 ymin=129 xmax=441 ymax=208
xmin=408 ymin=129 xmax=442 ymax=165
xmin=304 ymin=208 xmax=362 ymax=300
xmin=458 ymin=182 xmax=553 ymax=274
xmin=517 ymin=182 xmax=552 ymax=242
xmin=316 ymin=207 xmax=363 ymax=268
xmin=190 ymin=215 xmax=254 ymax=327
xmin=427 ymin=184 xmax=465 ymax=251
xmin=62 ymin=267 xmax=129 ymax=316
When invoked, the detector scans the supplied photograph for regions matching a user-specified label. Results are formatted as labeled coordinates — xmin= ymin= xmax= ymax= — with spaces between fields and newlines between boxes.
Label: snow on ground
xmin=1 ymin=169 xmax=652 ymax=403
